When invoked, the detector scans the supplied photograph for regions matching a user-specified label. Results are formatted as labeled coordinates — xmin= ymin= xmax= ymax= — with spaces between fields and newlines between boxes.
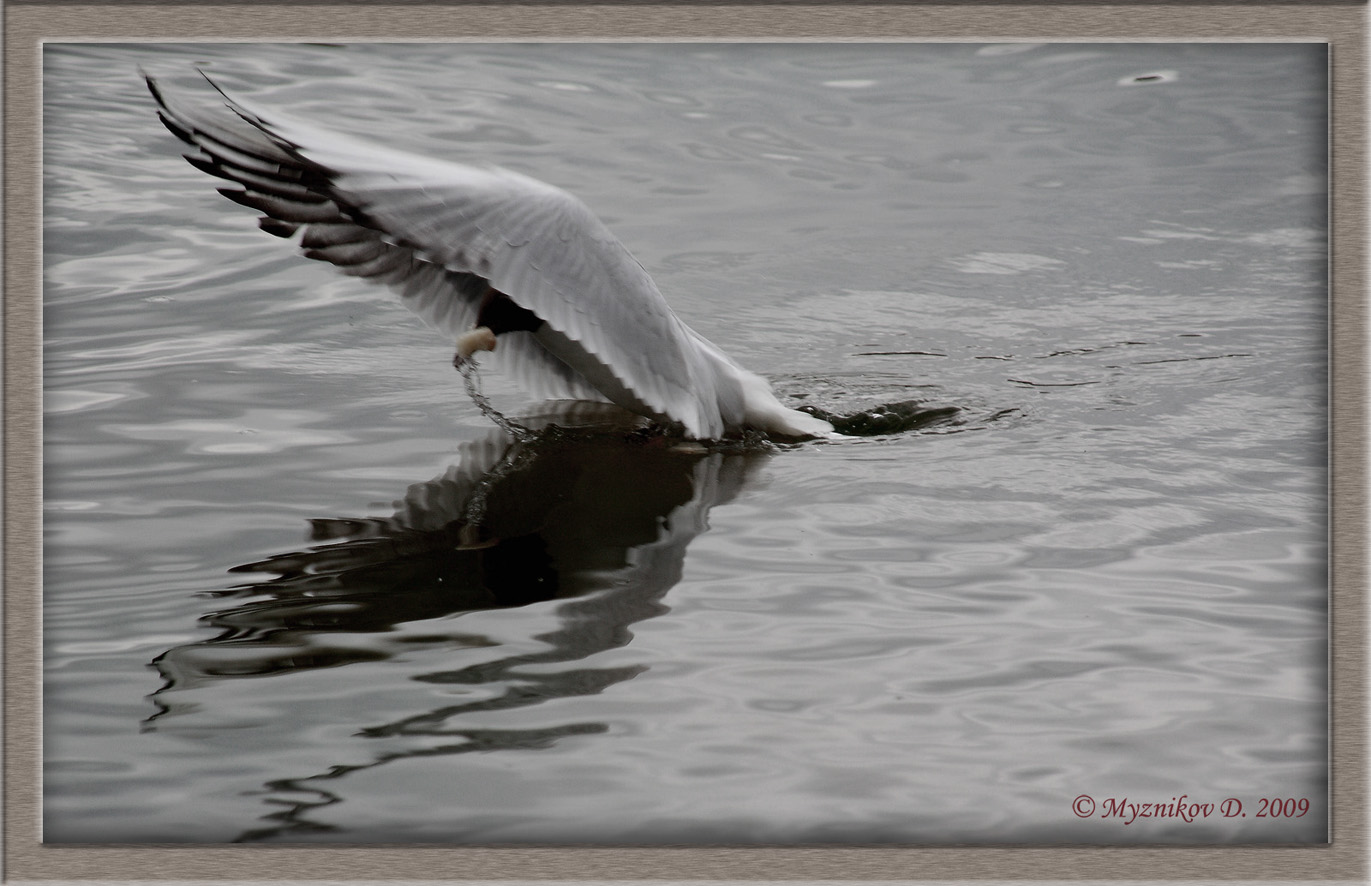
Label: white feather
xmin=148 ymin=72 xmax=834 ymax=439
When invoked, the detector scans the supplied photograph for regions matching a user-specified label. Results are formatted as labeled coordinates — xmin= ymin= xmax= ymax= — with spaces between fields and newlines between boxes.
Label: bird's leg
xmin=453 ymin=285 xmax=545 ymax=368
xmin=454 ymin=327 xmax=498 ymax=366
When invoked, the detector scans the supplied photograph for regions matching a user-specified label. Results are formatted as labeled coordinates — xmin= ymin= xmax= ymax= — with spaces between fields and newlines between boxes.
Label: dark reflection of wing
xmin=151 ymin=402 xmax=764 ymax=692
xmin=146 ymin=403 xmax=767 ymax=840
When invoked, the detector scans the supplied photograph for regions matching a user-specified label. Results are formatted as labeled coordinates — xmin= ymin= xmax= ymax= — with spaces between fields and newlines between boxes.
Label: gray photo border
xmin=5 ymin=2 xmax=1365 ymax=882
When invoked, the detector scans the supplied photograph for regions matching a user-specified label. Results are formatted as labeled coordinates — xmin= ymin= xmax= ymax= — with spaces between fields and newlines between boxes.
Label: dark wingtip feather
xmin=156 ymin=110 xmax=198 ymax=146
xmin=217 ymin=187 xmax=341 ymax=223
xmin=216 ymin=186 xmax=253 ymax=206
xmin=143 ymin=70 xmax=165 ymax=105
xmin=195 ymin=68 xmax=270 ymax=133
xmin=184 ymin=152 xmax=234 ymax=181
xmin=259 ymin=218 xmax=300 ymax=238
xmin=196 ymin=67 xmax=227 ymax=97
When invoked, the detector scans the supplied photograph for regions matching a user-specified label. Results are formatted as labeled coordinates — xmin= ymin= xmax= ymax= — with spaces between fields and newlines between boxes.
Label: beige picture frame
xmin=6 ymin=3 xmax=1363 ymax=882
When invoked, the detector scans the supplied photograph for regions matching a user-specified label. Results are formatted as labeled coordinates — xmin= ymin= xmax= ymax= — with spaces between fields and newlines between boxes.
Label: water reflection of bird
xmin=146 ymin=72 xmax=834 ymax=440
xmin=148 ymin=403 xmax=767 ymax=701
xmin=145 ymin=404 xmax=767 ymax=840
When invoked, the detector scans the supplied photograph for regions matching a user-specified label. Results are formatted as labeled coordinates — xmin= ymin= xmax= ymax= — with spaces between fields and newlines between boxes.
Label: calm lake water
xmin=42 ymin=42 xmax=1327 ymax=844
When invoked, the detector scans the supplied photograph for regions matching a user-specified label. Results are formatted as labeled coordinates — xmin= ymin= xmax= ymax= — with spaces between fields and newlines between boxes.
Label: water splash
xmin=456 ymin=358 xmax=537 ymax=443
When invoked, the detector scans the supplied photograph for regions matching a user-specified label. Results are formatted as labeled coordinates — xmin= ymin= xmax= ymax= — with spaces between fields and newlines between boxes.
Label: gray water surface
xmin=43 ymin=42 xmax=1326 ymax=844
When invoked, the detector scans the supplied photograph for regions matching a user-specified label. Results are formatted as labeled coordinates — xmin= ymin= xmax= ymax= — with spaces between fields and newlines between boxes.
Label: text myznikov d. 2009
xmin=1071 ymin=794 xmax=1311 ymax=825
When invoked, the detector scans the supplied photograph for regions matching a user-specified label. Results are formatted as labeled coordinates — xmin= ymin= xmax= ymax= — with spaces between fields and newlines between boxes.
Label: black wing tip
xmin=196 ymin=67 xmax=226 ymax=94
xmin=144 ymin=71 xmax=174 ymax=121
xmin=156 ymin=111 xmax=198 ymax=146
xmin=192 ymin=68 xmax=269 ymax=132
xmin=144 ymin=66 xmax=235 ymax=126
xmin=144 ymin=66 xmax=225 ymax=97
xmin=258 ymin=217 xmax=300 ymax=239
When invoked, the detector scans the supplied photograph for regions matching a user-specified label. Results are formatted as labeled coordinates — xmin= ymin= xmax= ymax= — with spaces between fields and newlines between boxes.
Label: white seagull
xmin=147 ymin=73 xmax=834 ymax=440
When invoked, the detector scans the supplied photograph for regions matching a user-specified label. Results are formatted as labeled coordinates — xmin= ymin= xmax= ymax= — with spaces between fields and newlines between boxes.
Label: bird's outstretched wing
xmin=147 ymin=72 xmax=740 ymax=437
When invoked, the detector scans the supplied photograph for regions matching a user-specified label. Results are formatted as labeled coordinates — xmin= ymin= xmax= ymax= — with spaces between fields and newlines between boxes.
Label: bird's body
xmin=147 ymin=73 xmax=833 ymax=439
